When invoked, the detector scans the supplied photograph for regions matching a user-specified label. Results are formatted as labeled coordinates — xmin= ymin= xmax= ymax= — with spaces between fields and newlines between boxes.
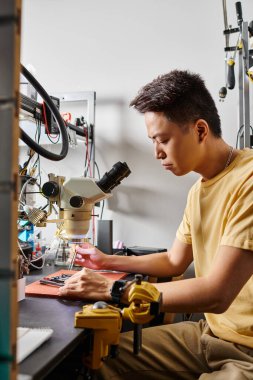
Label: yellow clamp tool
xmin=122 ymin=275 xmax=161 ymax=325
xmin=122 ymin=274 xmax=162 ymax=355
xmin=75 ymin=302 xmax=122 ymax=370
xmin=75 ymin=275 xmax=162 ymax=370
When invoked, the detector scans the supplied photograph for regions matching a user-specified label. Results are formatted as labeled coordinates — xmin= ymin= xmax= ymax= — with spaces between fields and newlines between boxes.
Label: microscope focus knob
xmin=69 ymin=196 xmax=84 ymax=208
xmin=42 ymin=181 xmax=59 ymax=197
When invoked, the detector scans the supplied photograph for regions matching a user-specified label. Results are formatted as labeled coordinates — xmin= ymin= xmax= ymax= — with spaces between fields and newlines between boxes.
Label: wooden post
xmin=0 ymin=1 xmax=21 ymax=379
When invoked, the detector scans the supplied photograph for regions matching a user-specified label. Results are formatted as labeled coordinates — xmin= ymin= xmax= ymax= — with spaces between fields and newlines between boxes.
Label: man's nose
xmin=154 ymin=142 xmax=165 ymax=159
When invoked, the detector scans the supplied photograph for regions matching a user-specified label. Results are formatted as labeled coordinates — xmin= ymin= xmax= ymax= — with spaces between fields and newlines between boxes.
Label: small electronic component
xmin=39 ymin=273 xmax=72 ymax=287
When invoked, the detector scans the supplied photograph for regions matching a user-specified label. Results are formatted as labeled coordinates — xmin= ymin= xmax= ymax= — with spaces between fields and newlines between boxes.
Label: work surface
xmin=18 ymin=266 xmax=87 ymax=380
xmin=18 ymin=263 xmax=146 ymax=379
xmin=18 ymin=265 xmax=132 ymax=380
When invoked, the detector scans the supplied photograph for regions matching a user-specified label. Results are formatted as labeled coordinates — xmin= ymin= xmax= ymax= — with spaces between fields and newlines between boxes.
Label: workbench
xmin=18 ymin=266 xmax=87 ymax=380
xmin=18 ymin=264 xmax=141 ymax=380
xmin=18 ymin=249 xmax=169 ymax=380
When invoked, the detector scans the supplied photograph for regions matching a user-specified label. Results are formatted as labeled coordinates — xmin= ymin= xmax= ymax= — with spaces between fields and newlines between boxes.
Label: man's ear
xmin=195 ymin=119 xmax=209 ymax=143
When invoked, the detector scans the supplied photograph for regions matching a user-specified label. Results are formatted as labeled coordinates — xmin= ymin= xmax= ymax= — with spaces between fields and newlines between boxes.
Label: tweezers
xmin=39 ymin=279 xmax=63 ymax=287
xmin=68 ymin=250 xmax=77 ymax=270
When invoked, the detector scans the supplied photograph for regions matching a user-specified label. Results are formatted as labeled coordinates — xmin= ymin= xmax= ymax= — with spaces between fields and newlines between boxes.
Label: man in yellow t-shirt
xmin=60 ymin=70 xmax=253 ymax=379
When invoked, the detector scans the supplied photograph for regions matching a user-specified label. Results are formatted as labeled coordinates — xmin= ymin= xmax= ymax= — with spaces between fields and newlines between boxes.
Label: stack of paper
xmin=17 ymin=327 xmax=53 ymax=363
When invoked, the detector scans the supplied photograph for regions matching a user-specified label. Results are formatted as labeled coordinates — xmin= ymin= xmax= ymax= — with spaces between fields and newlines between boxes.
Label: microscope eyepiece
xmin=96 ymin=161 xmax=131 ymax=193
xmin=42 ymin=181 xmax=59 ymax=197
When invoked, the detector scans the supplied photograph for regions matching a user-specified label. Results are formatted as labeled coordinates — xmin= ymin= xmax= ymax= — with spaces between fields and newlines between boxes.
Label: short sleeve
xmin=176 ymin=192 xmax=192 ymax=245
xmin=220 ymin=177 xmax=253 ymax=251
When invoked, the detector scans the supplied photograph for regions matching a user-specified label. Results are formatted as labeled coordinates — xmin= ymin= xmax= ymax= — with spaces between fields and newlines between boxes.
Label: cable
xmin=95 ymin=161 xmax=100 ymax=179
xmin=20 ymin=64 xmax=69 ymax=161
xmin=18 ymin=240 xmax=46 ymax=270
xmin=88 ymin=141 xmax=93 ymax=177
xmin=84 ymin=133 xmax=93 ymax=177
xmin=95 ymin=161 xmax=105 ymax=220
xmin=236 ymin=125 xmax=253 ymax=148
xmin=19 ymin=149 xmax=35 ymax=176
xmin=18 ymin=177 xmax=35 ymax=212
xmin=42 ymin=101 xmax=61 ymax=144
xmin=31 ymin=152 xmax=41 ymax=186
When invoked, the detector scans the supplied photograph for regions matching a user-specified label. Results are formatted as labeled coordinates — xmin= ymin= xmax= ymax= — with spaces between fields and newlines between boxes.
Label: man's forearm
xmin=103 ymin=251 xmax=182 ymax=277
xmin=155 ymin=276 xmax=223 ymax=314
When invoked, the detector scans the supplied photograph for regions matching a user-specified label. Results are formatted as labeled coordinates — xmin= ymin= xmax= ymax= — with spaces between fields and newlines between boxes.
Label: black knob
xmin=219 ymin=87 xmax=227 ymax=99
xmin=69 ymin=196 xmax=84 ymax=208
xmin=42 ymin=181 xmax=59 ymax=197
xmin=135 ymin=274 xmax=143 ymax=284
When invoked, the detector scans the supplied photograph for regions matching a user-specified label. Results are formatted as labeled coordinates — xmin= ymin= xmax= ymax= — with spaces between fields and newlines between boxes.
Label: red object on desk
xmin=25 ymin=269 xmax=127 ymax=298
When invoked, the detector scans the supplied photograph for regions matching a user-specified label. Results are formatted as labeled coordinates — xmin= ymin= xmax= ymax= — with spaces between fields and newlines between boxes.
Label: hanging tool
xmin=220 ymin=0 xmax=241 ymax=94
xmin=227 ymin=32 xmax=241 ymax=90
xmin=227 ymin=2 xmax=243 ymax=90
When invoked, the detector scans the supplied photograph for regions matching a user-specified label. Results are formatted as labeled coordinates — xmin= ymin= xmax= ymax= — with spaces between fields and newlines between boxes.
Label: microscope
xmin=25 ymin=161 xmax=131 ymax=244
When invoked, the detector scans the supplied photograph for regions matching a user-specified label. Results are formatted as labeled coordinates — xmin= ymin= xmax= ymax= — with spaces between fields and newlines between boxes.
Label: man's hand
xmin=73 ymin=244 xmax=108 ymax=270
xmin=58 ymin=268 xmax=112 ymax=301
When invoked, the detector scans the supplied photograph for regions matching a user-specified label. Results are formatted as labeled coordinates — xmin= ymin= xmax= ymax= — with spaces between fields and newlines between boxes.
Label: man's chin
xmin=166 ymin=167 xmax=189 ymax=176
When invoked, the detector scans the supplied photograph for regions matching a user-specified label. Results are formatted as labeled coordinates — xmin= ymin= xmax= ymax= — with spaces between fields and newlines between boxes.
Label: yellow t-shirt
xmin=176 ymin=148 xmax=253 ymax=348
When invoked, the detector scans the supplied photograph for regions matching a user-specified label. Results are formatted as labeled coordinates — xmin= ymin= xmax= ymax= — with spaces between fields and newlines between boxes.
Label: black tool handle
xmin=235 ymin=2 xmax=243 ymax=26
xmin=227 ymin=59 xmax=235 ymax=89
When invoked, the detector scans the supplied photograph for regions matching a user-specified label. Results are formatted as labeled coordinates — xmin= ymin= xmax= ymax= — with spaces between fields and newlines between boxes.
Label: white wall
xmin=20 ymin=0 xmax=253 ymax=249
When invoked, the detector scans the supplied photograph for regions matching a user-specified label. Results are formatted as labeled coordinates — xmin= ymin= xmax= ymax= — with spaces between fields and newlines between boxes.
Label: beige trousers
xmin=95 ymin=320 xmax=253 ymax=380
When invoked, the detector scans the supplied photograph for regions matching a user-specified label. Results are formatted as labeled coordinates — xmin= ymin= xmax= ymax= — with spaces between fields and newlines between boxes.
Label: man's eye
xmin=151 ymin=138 xmax=169 ymax=144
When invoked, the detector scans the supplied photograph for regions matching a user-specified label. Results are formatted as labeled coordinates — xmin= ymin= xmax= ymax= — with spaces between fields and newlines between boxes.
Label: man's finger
xmin=58 ymin=287 xmax=81 ymax=297
xmin=74 ymin=259 xmax=85 ymax=266
xmin=76 ymin=247 xmax=96 ymax=255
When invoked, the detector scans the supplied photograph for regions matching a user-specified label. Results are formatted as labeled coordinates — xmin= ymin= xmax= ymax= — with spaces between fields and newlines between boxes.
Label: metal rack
xmin=222 ymin=1 xmax=252 ymax=149
xmin=53 ymin=91 xmax=96 ymax=175
xmin=238 ymin=21 xmax=251 ymax=148
xmin=0 ymin=1 xmax=21 ymax=379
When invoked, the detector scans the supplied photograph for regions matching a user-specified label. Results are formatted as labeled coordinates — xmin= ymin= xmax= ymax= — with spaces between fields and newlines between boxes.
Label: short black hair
xmin=130 ymin=70 xmax=221 ymax=137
